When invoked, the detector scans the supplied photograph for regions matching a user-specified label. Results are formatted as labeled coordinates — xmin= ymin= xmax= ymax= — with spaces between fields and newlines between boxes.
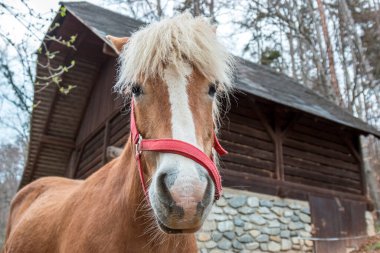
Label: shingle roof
xmin=62 ymin=1 xmax=380 ymax=138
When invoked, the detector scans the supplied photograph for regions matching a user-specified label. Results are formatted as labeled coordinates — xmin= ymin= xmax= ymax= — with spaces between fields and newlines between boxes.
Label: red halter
xmin=130 ymin=100 xmax=227 ymax=200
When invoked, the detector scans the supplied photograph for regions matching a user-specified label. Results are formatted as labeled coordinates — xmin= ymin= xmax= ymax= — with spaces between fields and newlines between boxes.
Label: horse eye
xmin=131 ymin=84 xmax=143 ymax=97
xmin=208 ymin=83 xmax=217 ymax=97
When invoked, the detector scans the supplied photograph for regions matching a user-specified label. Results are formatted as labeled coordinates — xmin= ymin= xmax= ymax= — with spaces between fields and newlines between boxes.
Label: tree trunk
xmin=316 ymin=0 xmax=343 ymax=105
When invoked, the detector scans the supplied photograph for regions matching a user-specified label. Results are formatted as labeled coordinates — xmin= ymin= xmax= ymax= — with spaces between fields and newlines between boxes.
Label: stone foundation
xmin=196 ymin=188 xmax=314 ymax=252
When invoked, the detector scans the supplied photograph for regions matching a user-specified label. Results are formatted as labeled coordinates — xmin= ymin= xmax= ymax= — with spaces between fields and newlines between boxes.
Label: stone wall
xmin=196 ymin=188 xmax=314 ymax=252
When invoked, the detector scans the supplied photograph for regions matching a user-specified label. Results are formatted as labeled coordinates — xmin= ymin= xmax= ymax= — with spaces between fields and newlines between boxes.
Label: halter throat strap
xmin=130 ymin=100 xmax=226 ymax=200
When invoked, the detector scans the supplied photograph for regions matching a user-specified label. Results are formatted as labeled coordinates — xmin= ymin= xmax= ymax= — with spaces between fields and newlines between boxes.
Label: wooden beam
xmin=274 ymin=112 xmax=284 ymax=181
xmin=280 ymin=112 xmax=301 ymax=139
xmin=102 ymin=121 xmax=110 ymax=164
xmin=221 ymin=168 xmax=367 ymax=203
xmin=340 ymin=133 xmax=367 ymax=197
xmin=40 ymin=134 xmax=75 ymax=149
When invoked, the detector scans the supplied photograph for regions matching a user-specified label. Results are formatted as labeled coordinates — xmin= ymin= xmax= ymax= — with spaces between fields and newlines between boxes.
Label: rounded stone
xmin=247 ymin=197 xmax=259 ymax=207
xmin=210 ymin=249 xmax=224 ymax=253
xmin=224 ymin=206 xmax=238 ymax=215
xmin=232 ymin=240 xmax=244 ymax=250
xmin=213 ymin=214 xmax=228 ymax=221
xmin=238 ymin=206 xmax=255 ymax=214
xmin=256 ymin=234 xmax=269 ymax=242
xmin=301 ymin=207 xmax=311 ymax=214
xmin=270 ymin=235 xmax=281 ymax=242
xmin=228 ymin=196 xmax=247 ymax=208
xmin=223 ymin=231 xmax=235 ymax=240
xmin=198 ymin=232 xmax=211 ymax=242
xmin=271 ymin=206 xmax=283 ymax=216
xmin=217 ymin=238 xmax=232 ymax=250
xmin=260 ymin=243 xmax=268 ymax=251
xmin=262 ymin=213 xmax=277 ymax=220
xmin=299 ymin=213 xmax=311 ymax=223
xmin=212 ymin=231 xmax=223 ymax=242
xmin=246 ymin=242 xmax=260 ymax=250
xmin=281 ymin=239 xmax=292 ymax=250
xmin=212 ymin=206 xmax=224 ymax=214
xmin=268 ymin=220 xmax=280 ymax=228
xmin=216 ymin=198 xmax=228 ymax=207
xmin=249 ymin=230 xmax=261 ymax=238
xmin=200 ymin=248 xmax=208 ymax=253
xmin=237 ymin=234 xmax=254 ymax=243
xmin=244 ymin=223 xmax=255 ymax=230
xmin=305 ymin=224 xmax=312 ymax=232
xmin=288 ymin=203 xmax=301 ymax=210
xmin=262 ymin=227 xmax=281 ymax=235
xmin=284 ymin=210 xmax=294 ymax=217
xmin=233 ymin=217 xmax=244 ymax=227
xmin=205 ymin=241 xmax=217 ymax=249
xmin=280 ymin=230 xmax=291 ymax=238
xmin=223 ymin=192 xmax=235 ymax=199
xmin=279 ymin=217 xmax=290 ymax=224
xmin=260 ymin=199 xmax=273 ymax=207
xmin=257 ymin=207 xmax=271 ymax=214
xmin=291 ymin=215 xmax=300 ymax=222
xmin=203 ymin=220 xmax=217 ymax=231
xmin=289 ymin=222 xmax=305 ymax=230
xmin=268 ymin=241 xmax=281 ymax=252
xmin=236 ymin=227 xmax=245 ymax=236
xmin=249 ymin=214 xmax=266 ymax=225
xmin=217 ymin=221 xmax=234 ymax=232
xmin=305 ymin=240 xmax=313 ymax=247
xmin=273 ymin=200 xmax=287 ymax=207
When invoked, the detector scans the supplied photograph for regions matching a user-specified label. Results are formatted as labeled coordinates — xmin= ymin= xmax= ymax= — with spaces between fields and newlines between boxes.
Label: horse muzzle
xmin=150 ymin=163 xmax=215 ymax=234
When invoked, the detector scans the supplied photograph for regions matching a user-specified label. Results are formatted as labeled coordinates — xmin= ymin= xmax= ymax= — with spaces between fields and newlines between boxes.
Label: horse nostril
xmin=156 ymin=170 xmax=178 ymax=198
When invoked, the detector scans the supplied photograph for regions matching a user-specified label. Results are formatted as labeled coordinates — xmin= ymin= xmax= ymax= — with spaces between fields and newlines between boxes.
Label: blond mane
xmin=115 ymin=13 xmax=234 ymax=94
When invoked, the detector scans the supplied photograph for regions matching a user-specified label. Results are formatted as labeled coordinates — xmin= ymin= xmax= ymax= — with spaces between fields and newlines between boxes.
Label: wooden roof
xmin=20 ymin=1 xmax=380 ymax=187
xmin=65 ymin=1 xmax=380 ymax=138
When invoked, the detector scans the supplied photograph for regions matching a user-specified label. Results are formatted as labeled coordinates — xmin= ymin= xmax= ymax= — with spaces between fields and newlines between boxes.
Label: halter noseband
xmin=130 ymin=99 xmax=226 ymax=200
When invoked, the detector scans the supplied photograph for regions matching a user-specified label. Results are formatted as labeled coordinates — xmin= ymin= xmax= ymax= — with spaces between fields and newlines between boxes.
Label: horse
xmin=3 ymin=13 xmax=234 ymax=253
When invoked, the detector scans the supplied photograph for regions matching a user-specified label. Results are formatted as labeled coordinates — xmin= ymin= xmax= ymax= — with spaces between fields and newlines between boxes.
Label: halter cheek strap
xmin=130 ymin=100 xmax=227 ymax=200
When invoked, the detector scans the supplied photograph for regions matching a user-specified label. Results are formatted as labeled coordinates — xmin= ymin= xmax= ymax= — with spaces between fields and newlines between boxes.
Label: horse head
xmin=108 ymin=13 xmax=234 ymax=234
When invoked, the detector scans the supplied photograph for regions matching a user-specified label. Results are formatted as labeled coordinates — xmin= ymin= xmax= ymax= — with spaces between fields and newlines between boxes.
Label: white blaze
xmin=155 ymin=62 xmax=204 ymax=190
xmin=164 ymin=63 xmax=198 ymax=146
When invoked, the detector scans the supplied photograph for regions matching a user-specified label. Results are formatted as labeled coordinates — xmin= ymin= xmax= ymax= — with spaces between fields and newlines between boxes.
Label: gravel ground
xmin=351 ymin=236 xmax=380 ymax=253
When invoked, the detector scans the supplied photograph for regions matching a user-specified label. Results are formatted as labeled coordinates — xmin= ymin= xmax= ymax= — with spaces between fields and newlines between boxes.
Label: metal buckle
xmin=135 ymin=134 xmax=142 ymax=156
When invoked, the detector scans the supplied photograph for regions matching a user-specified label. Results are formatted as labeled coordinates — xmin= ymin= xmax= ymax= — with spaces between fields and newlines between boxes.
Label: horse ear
xmin=106 ymin=35 xmax=129 ymax=54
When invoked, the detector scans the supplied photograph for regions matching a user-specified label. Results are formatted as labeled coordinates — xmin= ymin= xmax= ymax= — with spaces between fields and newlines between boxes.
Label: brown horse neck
xmin=89 ymin=136 xmax=197 ymax=252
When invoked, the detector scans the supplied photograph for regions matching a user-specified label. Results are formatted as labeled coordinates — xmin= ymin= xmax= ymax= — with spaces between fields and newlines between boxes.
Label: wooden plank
xmin=284 ymin=165 xmax=361 ymax=190
xmin=292 ymin=123 xmax=343 ymax=143
xmin=283 ymin=146 xmax=359 ymax=171
xmin=284 ymin=138 xmax=357 ymax=163
xmin=287 ymin=131 xmax=351 ymax=153
xmin=223 ymin=152 xmax=275 ymax=172
xmin=223 ymin=121 xmax=272 ymax=142
xmin=220 ymin=130 xmax=274 ymax=151
xmin=102 ymin=121 xmax=110 ymax=164
xmin=220 ymin=140 xmax=275 ymax=162
xmin=285 ymin=174 xmax=361 ymax=194
xmin=40 ymin=134 xmax=75 ymax=149
xmin=227 ymin=113 xmax=266 ymax=132
xmin=222 ymin=161 xmax=274 ymax=178
xmin=283 ymin=155 xmax=361 ymax=181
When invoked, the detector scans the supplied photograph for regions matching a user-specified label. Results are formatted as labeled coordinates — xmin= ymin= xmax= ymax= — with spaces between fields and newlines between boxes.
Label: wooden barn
xmin=20 ymin=2 xmax=380 ymax=252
